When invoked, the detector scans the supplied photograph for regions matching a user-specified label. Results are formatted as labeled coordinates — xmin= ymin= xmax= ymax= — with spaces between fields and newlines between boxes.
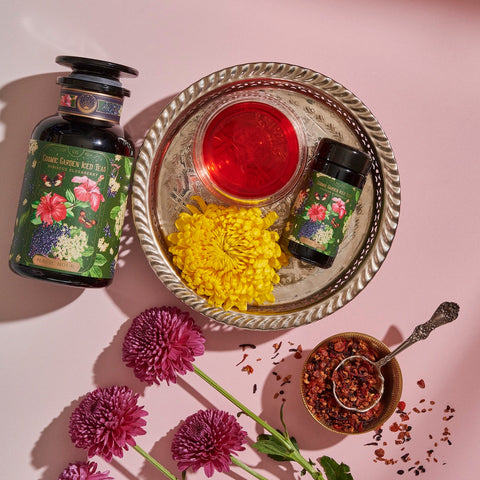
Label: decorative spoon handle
xmin=376 ymin=302 xmax=459 ymax=368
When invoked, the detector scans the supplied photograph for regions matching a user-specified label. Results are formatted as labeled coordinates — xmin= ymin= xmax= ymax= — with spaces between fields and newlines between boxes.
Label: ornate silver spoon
xmin=332 ymin=302 xmax=460 ymax=413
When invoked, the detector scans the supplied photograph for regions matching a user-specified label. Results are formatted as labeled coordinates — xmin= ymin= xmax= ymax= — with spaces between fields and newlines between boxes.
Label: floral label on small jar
xmin=9 ymin=139 xmax=133 ymax=279
xmin=285 ymin=172 xmax=361 ymax=257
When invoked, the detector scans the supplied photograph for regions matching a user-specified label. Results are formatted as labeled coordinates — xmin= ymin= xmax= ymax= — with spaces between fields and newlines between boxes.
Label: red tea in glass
xmin=199 ymin=99 xmax=302 ymax=201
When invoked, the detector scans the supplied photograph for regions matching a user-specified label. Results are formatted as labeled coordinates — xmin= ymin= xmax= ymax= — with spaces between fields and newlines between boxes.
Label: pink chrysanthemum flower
xmin=171 ymin=409 xmax=247 ymax=478
xmin=58 ymin=461 xmax=112 ymax=480
xmin=122 ymin=306 xmax=205 ymax=385
xmin=69 ymin=386 xmax=148 ymax=462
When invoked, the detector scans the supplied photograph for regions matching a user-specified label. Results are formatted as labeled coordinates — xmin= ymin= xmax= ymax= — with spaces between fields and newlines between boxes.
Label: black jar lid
xmin=56 ymin=55 xmax=138 ymax=97
xmin=314 ymin=138 xmax=372 ymax=176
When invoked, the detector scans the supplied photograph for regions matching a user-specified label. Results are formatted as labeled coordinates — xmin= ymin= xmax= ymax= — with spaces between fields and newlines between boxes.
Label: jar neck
xmin=57 ymin=86 xmax=124 ymax=124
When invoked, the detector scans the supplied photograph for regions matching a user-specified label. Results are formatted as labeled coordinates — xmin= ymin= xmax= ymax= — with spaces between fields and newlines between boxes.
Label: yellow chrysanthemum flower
xmin=168 ymin=196 xmax=287 ymax=311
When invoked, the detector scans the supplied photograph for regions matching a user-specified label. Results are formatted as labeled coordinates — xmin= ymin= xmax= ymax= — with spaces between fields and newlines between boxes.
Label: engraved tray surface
xmin=132 ymin=63 xmax=401 ymax=330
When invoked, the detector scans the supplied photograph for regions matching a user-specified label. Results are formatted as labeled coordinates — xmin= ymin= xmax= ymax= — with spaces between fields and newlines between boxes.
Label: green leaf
xmin=88 ymin=265 xmax=102 ymax=277
xmin=82 ymin=246 xmax=95 ymax=257
xmin=320 ymin=456 xmax=354 ymax=480
xmin=252 ymin=434 xmax=294 ymax=462
xmin=125 ymin=158 xmax=132 ymax=178
xmin=66 ymin=189 xmax=76 ymax=203
xmin=94 ymin=253 xmax=107 ymax=266
xmin=30 ymin=216 xmax=42 ymax=225
xmin=18 ymin=211 xmax=30 ymax=226
xmin=110 ymin=206 xmax=121 ymax=219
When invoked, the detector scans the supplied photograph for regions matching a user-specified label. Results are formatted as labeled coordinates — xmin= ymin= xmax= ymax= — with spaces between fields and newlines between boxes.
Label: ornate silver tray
xmin=132 ymin=62 xmax=400 ymax=330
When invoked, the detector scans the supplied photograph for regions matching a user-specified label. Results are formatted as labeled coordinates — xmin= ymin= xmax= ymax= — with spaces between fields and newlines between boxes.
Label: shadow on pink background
xmin=0 ymin=73 xmax=84 ymax=321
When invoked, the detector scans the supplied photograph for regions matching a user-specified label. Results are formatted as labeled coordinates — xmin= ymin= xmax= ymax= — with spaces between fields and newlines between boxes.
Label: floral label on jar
xmin=285 ymin=172 xmax=361 ymax=258
xmin=9 ymin=139 xmax=133 ymax=278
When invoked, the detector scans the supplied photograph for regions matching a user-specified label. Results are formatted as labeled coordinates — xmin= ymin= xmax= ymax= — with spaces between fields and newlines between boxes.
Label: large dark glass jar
xmin=9 ymin=56 xmax=138 ymax=287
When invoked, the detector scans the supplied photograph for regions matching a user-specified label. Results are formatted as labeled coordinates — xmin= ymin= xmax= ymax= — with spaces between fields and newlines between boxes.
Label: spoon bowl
xmin=332 ymin=354 xmax=385 ymax=413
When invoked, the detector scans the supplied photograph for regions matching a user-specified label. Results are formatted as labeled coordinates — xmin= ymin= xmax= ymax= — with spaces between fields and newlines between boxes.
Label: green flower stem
xmin=230 ymin=456 xmax=270 ymax=480
xmin=289 ymin=450 xmax=324 ymax=480
xmin=193 ymin=365 xmax=292 ymax=451
xmin=133 ymin=445 xmax=179 ymax=480
xmin=194 ymin=365 xmax=325 ymax=480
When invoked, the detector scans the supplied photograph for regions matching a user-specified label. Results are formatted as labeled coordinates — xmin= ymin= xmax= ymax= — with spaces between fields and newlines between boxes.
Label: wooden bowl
xmin=300 ymin=332 xmax=403 ymax=434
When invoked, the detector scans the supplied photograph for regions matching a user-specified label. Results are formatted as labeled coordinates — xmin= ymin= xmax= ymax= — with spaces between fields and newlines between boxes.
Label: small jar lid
xmin=56 ymin=56 xmax=138 ymax=97
xmin=315 ymin=138 xmax=371 ymax=176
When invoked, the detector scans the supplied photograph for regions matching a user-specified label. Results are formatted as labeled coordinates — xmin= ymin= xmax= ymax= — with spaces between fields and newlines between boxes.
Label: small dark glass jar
xmin=9 ymin=56 xmax=138 ymax=287
xmin=283 ymin=138 xmax=372 ymax=268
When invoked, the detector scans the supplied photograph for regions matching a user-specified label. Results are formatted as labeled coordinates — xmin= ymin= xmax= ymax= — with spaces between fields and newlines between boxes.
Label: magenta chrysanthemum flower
xmin=69 ymin=386 xmax=148 ymax=462
xmin=171 ymin=409 xmax=247 ymax=478
xmin=122 ymin=306 xmax=205 ymax=385
xmin=58 ymin=461 xmax=113 ymax=480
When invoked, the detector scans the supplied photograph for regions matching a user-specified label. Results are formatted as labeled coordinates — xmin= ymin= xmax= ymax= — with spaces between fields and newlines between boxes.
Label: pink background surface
xmin=1 ymin=1 xmax=479 ymax=479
